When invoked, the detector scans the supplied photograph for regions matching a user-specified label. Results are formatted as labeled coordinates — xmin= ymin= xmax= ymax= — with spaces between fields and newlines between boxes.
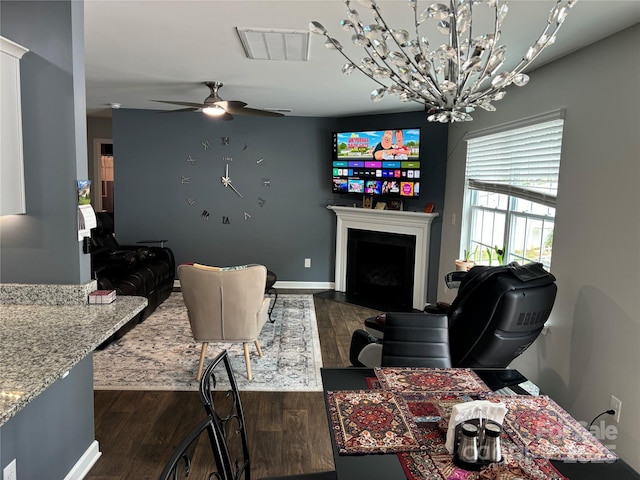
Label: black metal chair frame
xmin=158 ymin=416 xmax=225 ymax=480
xmin=265 ymin=270 xmax=278 ymax=323
xmin=198 ymin=350 xmax=337 ymax=480
xmin=199 ymin=350 xmax=251 ymax=480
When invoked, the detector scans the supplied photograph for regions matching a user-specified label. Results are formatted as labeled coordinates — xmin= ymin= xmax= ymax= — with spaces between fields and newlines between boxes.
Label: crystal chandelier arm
xmin=310 ymin=19 xmax=396 ymax=96
xmin=507 ymin=0 xmax=575 ymax=77
xmin=409 ymin=2 xmax=447 ymax=106
xmin=343 ymin=3 xmax=433 ymax=106
xmin=365 ymin=1 xmax=443 ymax=104
xmin=469 ymin=0 xmax=576 ymax=106
xmin=346 ymin=1 xmax=443 ymax=107
xmin=457 ymin=2 xmax=504 ymax=104
xmin=449 ymin=2 xmax=463 ymax=105
xmin=321 ymin=33 xmax=389 ymax=90
xmin=367 ymin=2 xmax=424 ymax=93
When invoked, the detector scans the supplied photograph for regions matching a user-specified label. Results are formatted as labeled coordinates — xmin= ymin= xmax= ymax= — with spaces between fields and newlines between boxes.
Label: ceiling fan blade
xmin=215 ymin=100 xmax=248 ymax=112
xmin=231 ymin=107 xmax=285 ymax=117
xmin=157 ymin=107 xmax=200 ymax=113
xmin=152 ymin=100 xmax=205 ymax=108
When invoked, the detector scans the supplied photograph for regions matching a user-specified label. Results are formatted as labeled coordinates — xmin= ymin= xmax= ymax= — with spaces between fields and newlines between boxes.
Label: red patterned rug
xmin=481 ymin=395 xmax=617 ymax=462
xmin=398 ymin=423 xmax=567 ymax=480
xmin=326 ymin=390 xmax=425 ymax=455
xmin=375 ymin=368 xmax=491 ymax=395
xmin=399 ymin=392 xmax=472 ymax=424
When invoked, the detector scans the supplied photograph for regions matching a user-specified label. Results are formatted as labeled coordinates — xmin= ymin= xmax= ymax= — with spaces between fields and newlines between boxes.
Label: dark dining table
xmin=321 ymin=367 xmax=640 ymax=480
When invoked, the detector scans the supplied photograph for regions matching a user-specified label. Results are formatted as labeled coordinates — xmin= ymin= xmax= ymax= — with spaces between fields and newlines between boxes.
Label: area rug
xmin=486 ymin=395 xmax=618 ymax=462
xmin=326 ymin=390 xmax=425 ymax=455
xmin=93 ymin=293 xmax=323 ymax=392
xmin=374 ymin=367 xmax=491 ymax=395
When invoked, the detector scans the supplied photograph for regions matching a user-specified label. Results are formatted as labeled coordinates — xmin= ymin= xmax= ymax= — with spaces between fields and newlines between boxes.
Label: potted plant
xmin=486 ymin=245 xmax=505 ymax=265
xmin=455 ymin=246 xmax=477 ymax=271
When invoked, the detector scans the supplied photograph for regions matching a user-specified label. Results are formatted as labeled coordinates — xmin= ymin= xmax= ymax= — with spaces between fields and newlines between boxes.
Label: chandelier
xmin=310 ymin=0 xmax=577 ymax=122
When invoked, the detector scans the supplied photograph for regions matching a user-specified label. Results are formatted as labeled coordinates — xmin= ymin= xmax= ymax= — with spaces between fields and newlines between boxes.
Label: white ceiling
xmin=84 ymin=0 xmax=640 ymax=118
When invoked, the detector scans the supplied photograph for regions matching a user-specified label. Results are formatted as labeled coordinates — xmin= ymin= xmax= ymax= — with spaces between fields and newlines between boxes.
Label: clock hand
xmin=221 ymin=163 xmax=231 ymax=187
xmin=228 ymin=182 xmax=243 ymax=198
xmin=221 ymin=162 xmax=242 ymax=197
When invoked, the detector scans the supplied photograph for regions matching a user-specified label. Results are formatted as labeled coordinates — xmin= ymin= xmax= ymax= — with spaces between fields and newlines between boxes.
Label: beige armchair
xmin=177 ymin=263 xmax=270 ymax=381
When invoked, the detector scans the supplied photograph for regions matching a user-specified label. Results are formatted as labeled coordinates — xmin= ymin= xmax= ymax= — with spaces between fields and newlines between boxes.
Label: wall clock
xmin=181 ymin=136 xmax=271 ymax=224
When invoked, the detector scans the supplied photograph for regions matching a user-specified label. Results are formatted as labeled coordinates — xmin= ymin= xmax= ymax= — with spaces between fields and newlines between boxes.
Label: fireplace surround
xmin=328 ymin=206 xmax=438 ymax=310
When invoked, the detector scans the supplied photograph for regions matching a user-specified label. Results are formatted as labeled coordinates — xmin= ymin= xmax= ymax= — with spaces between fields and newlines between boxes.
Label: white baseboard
xmin=272 ymin=281 xmax=335 ymax=289
xmin=64 ymin=440 xmax=101 ymax=480
xmin=174 ymin=280 xmax=335 ymax=290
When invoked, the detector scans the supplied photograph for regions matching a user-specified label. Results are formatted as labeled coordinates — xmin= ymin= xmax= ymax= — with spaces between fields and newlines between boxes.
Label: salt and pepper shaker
xmin=457 ymin=422 xmax=479 ymax=462
xmin=480 ymin=421 xmax=502 ymax=462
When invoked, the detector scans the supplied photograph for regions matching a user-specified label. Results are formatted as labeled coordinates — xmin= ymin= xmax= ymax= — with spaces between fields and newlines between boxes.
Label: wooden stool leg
xmin=243 ymin=342 xmax=252 ymax=381
xmin=196 ymin=342 xmax=208 ymax=381
xmin=254 ymin=339 xmax=263 ymax=357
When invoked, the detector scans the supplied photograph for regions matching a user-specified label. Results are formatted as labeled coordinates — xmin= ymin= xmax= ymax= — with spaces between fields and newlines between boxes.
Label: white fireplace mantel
xmin=328 ymin=206 xmax=439 ymax=310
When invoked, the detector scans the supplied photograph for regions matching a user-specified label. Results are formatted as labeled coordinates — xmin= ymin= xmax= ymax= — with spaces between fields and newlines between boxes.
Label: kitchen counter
xmin=0 ymin=295 xmax=147 ymax=426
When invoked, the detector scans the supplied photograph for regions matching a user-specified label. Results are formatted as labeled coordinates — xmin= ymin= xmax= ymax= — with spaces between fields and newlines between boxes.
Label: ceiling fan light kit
xmin=310 ymin=0 xmax=578 ymax=122
xmin=203 ymin=105 xmax=226 ymax=116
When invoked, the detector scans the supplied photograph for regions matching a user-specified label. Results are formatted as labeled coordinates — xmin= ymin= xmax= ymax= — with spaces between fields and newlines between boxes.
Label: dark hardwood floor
xmin=85 ymin=291 xmax=381 ymax=479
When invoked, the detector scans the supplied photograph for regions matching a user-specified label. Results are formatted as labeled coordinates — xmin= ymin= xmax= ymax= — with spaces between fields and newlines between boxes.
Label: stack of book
xmin=88 ymin=289 xmax=116 ymax=304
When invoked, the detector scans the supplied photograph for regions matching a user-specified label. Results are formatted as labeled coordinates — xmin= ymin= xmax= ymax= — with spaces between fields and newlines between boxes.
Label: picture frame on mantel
xmin=387 ymin=200 xmax=403 ymax=211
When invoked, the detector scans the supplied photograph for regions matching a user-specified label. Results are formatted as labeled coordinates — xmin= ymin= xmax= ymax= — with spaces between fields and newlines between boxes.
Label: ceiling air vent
xmin=236 ymin=27 xmax=310 ymax=61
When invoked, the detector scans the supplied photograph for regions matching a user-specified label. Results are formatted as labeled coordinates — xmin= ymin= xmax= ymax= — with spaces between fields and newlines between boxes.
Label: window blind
xmin=465 ymin=118 xmax=564 ymax=208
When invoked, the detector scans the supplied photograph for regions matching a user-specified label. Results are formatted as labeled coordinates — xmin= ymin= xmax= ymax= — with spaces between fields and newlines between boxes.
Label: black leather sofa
xmin=90 ymin=212 xmax=175 ymax=345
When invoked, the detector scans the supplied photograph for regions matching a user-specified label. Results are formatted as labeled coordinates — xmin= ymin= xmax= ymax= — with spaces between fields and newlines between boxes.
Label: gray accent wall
xmin=439 ymin=24 xmax=640 ymax=470
xmin=0 ymin=0 xmax=90 ymax=284
xmin=109 ymin=109 xmax=448 ymax=301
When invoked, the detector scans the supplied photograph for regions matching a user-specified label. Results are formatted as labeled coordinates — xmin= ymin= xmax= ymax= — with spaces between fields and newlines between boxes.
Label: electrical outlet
xmin=3 ymin=458 xmax=17 ymax=480
xmin=610 ymin=395 xmax=622 ymax=423
xmin=304 ymin=258 xmax=311 ymax=268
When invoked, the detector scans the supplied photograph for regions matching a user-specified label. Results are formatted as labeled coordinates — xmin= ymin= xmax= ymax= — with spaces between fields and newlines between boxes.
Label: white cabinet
xmin=1 ymin=36 xmax=29 ymax=215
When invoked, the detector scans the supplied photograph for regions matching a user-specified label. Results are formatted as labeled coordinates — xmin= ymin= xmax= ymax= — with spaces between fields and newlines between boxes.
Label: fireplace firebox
xmin=346 ymin=230 xmax=416 ymax=309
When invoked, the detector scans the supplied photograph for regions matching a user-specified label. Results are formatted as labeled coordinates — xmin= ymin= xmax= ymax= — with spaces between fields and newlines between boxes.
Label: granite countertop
xmin=0 ymin=295 xmax=147 ymax=426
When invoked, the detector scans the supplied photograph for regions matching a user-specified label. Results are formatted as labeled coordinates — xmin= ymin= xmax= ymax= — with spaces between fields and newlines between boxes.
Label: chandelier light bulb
xmin=310 ymin=0 xmax=578 ymax=122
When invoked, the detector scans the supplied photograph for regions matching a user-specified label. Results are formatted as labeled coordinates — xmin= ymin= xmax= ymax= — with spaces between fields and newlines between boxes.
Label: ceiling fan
xmin=151 ymin=81 xmax=284 ymax=120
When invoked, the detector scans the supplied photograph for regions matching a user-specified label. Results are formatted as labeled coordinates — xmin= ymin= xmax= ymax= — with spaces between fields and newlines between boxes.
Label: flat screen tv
xmin=332 ymin=128 xmax=421 ymax=199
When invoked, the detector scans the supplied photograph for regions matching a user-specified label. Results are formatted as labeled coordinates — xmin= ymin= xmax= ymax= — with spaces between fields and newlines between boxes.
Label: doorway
xmin=93 ymin=138 xmax=114 ymax=212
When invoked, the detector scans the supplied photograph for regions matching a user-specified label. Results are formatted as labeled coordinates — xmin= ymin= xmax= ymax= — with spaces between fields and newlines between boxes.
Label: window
xmin=461 ymin=110 xmax=565 ymax=270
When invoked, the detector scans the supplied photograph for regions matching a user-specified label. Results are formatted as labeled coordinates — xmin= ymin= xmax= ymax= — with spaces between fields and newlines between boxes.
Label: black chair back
xmin=447 ymin=262 xmax=557 ymax=367
xmin=381 ymin=312 xmax=451 ymax=368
